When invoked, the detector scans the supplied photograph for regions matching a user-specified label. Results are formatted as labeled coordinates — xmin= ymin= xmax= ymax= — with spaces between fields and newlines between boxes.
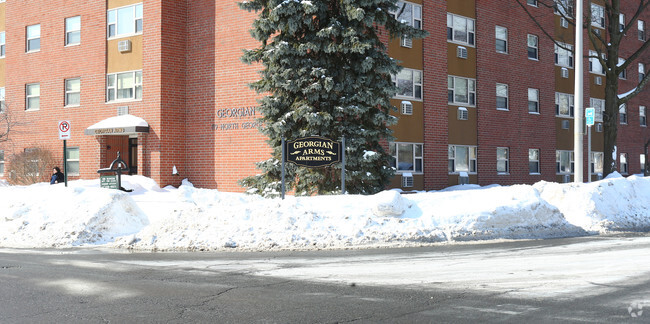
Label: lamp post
xmin=573 ymin=0 xmax=584 ymax=183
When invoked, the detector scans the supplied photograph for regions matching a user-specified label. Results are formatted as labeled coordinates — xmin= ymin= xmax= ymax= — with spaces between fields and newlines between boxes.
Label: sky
xmin=1 ymin=172 xmax=649 ymax=251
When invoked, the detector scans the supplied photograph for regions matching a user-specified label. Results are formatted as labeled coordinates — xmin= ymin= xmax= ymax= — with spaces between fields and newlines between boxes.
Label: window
xmin=527 ymin=34 xmax=538 ymax=60
xmin=639 ymin=20 xmax=646 ymax=41
xmin=0 ymin=87 xmax=5 ymax=112
xmin=589 ymin=50 xmax=605 ymax=74
xmin=555 ymin=43 xmax=574 ymax=68
xmin=591 ymin=4 xmax=605 ymax=28
xmin=107 ymin=3 xmax=143 ymax=39
xmin=392 ymin=68 xmax=422 ymax=100
xmin=620 ymin=153 xmax=628 ymax=174
xmin=449 ymin=145 xmax=477 ymax=174
xmin=640 ymin=106 xmax=647 ymax=126
xmin=496 ymin=83 xmax=508 ymax=110
xmin=555 ymin=0 xmax=574 ymax=16
xmin=529 ymin=149 xmax=540 ymax=174
xmin=0 ymin=150 xmax=4 ymax=176
xmin=619 ymin=13 xmax=625 ymax=32
xmin=65 ymin=78 xmax=81 ymax=107
xmin=497 ymin=147 xmax=509 ymax=173
xmin=495 ymin=26 xmax=508 ymax=53
xmin=619 ymin=58 xmax=627 ymax=79
xmin=619 ymin=103 xmax=627 ymax=124
xmin=65 ymin=16 xmax=81 ymax=46
xmin=26 ymin=83 xmax=40 ymax=110
xmin=107 ymin=70 xmax=142 ymax=102
xmin=66 ymin=147 xmax=80 ymax=176
xmin=26 ymin=24 xmax=41 ymax=52
xmin=555 ymin=92 xmax=574 ymax=117
xmin=639 ymin=63 xmax=646 ymax=83
xmin=448 ymin=76 xmax=476 ymax=106
xmin=0 ymin=31 xmax=5 ymax=57
xmin=556 ymin=150 xmax=574 ymax=174
xmin=527 ymin=0 xmax=538 ymax=7
xmin=591 ymin=152 xmax=603 ymax=174
xmin=447 ymin=13 xmax=475 ymax=46
xmin=528 ymin=88 xmax=539 ymax=113
xmin=389 ymin=142 xmax=423 ymax=173
xmin=391 ymin=1 xmax=422 ymax=29
xmin=590 ymin=98 xmax=605 ymax=122
xmin=641 ymin=154 xmax=646 ymax=174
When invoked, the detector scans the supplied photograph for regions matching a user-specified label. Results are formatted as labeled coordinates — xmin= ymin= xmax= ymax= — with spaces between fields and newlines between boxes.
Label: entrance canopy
xmin=84 ymin=114 xmax=150 ymax=136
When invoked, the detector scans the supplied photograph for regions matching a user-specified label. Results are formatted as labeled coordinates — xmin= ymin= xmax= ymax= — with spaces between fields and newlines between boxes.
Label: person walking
xmin=50 ymin=167 xmax=64 ymax=184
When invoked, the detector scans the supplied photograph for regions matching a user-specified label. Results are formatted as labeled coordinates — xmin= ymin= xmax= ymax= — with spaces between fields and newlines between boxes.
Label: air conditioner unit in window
xmin=401 ymin=36 xmax=412 ymax=48
xmin=457 ymin=46 xmax=468 ymax=59
xmin=458 ymin=171 xmax=469 ymax=185
xmin=117 ymin=106 xmax=129 ymax=116
xmin=457 ymin=107 xmax=468 ymax=120
xmin=563 ymin=174 xmax=571 ymax=183
xmin=561 ymin=17 xmax=569 ymax=28
xmin=593 ymin=28 xmax=601 ymax=36
xmin=596 ymin=123 xmax=603 ymax=132
xmin=597 ymin=173 xmax=603 ymax=180
xmin=562 ymin=120 xmax=570 ymax=129
xmin=595 ymin=76 xmax=602 ymax=85
xmin=402 ymin=173 xmax=414 ymax=188
xmin=401 ymin=101 xmax=413 ymax=115
xmin=561 ymin=67 xmax=569 ymax=78
xmin=118 ymin=40 xmax=132 ymax=52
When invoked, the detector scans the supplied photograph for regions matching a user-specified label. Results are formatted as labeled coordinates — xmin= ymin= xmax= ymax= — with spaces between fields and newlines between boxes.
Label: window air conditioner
xmin=458 ymin=171 xmax=469 ymax=185
xmin=402 ymin=173 xmax=414 ymax=187
xmin=596 ymin=123 xmax=603 ymax=132
xmin=401 ymin=101 xmax=413 ymax=115
xmin=595 ymin=76 xmax=602 ymax=85
xmin=561 ymin=67 xmax=569 ymax=78
xmin=563 ymin=174 xmax=571 ymax=183
xmin=562 ymin=120 xmax=570 ymax=129
xmin=457 ymin=107 xmax=468 ymax=120
xmin=117 ymin=106 xmax=129 ymax=116
xmin=401 ymin=36 xmax=412 ymax=48
xmin=457 ymin=46 xmax=468 ymax=59
xmin=118 ymin=40 xmax=132 ymax=52
xmin=561 ymin=17 xmax=569 ymax=28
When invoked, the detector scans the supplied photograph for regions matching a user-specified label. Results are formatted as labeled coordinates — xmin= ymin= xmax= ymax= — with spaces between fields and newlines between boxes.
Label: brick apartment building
xmin=0 ymin=0 xmax=648 ymax=192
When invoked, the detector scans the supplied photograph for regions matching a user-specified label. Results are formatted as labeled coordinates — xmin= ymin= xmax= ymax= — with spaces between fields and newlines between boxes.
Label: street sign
xmin=585 ymin=107 xmax=595 ymax=126
xmin=58 ymin=120 xmax=71 ymax=139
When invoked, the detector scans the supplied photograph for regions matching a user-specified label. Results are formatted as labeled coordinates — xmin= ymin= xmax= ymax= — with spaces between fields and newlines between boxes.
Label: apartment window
xmin=0 ymin=31 xmax=5 ymax=57
xmin=65 ymin=78 xmax=80 ymax=107
xmin=640 ymin=106 xmax=647 ymax=126
xmin=590 ymin=98 xmax=605 ymax=122
xmin=389 ymin=142 xmax=423 ymax=173
xmin=527 ymin=34 xmax=538 ymax=60
xmin=641 ymin=154 xmax=646 ymax=174
xmin=620 ymin=153 xmax=628 ymax=174
xmin=447 ymin=13 xmax=475 ymax=46
xmin=392 ymin=68 xmax=422 ymax=100
xmin=528 ymin=88 xmax=539 ymax=113
xmin=66 ymin=147 xmax=80 ymax=176
xmin=496 ymin=83 xmax=508 ymax=110
xmin=107 ymin=3 xmax=143 ymax=39
xmin=391 ymin=1 xmax=422 ymax=29
xmin=107 ymin=70 xmax=142 ymax=102
xmin=589 ymin=50 xmax=604 ymax=74
xmin=448 ymin=76 xmax=476 ymax=106
xmin=26 ymin=24 xmax=41 ymax=52
xmin=527 ymin=0 xmax=538 ymax=7
xmin=619 ymin=13 xmax=625 ymax=32
xmin=639 ymin=20 xmax=646 ymax=41
xmin=619 ymin=58 xmax=627 ymax=79
xmin=0 ymin=87 xmax=5 ymax=112
xmin=591 ymin=4 xmax=605 ymax=28
xmin=65 ymin=16 xmax=81 ymax=46
xmin=639 ymin=63 xmax=646 ymax=83
xmin=555 ymin=43 xmax=574 ymax=68
xmin=556 ymin=150 xmax=574 ymax=174
xmin=555 ymin=92 xmax=574 ymax=117
xmin=26 ymin=83 xmax=40 ymax=110
xmin=495 ymin=26 xmax=508 ymax=53
xmin=619 ymin=103 xmax=627 ymax=124
xmin=591 ymin=152 xmax=603 ymax=174
xmin=529 ymin=149 xmax=540 ymax=174
xmin=497 ymin=147 xmax=509 ymax=174
xmin=449 ymin=145 xmax=477 ymax=174
xmin=0 ymin=150 xmax=4 ymax=176
xmin=555 ymin=0 xmax=574 ymax=16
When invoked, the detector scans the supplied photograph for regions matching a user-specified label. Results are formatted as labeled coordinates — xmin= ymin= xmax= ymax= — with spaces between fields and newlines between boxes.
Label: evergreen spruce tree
xmin=239 ymin=0 xmax=427 ymax=196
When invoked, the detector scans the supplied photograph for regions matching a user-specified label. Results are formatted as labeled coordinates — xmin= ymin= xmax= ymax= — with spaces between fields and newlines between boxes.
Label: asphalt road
xmin=1 ymin=234 xmax=648 ymax=323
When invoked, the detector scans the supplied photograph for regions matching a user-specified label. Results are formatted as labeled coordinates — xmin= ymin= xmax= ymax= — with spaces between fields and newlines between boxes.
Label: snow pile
xmin=0 ymin=174 xmax=649 ymax=251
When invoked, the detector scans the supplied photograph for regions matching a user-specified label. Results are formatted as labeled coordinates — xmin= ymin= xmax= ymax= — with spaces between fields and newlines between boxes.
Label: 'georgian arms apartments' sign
xmin=286 ymin=136 xmax=341 ymax=168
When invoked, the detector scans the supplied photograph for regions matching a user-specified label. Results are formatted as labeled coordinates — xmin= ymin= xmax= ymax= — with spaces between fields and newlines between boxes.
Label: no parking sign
xmin=59 ymin=120 xmax=71 ymax=140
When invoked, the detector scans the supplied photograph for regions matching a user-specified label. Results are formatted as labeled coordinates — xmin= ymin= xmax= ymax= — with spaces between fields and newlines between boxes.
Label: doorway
xmin=129 ymin=137 xmax=138 ymax=175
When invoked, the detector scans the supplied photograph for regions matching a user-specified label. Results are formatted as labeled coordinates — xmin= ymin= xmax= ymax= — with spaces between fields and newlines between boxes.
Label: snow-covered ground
xmin=1 ymin=173 xmax=649 ymax=251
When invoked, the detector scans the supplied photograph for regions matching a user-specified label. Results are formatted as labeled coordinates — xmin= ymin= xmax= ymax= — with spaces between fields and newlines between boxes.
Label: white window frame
xmin=495 ymin=26 xmax=508 ymax=53
xmin=448 ymin=145 xmax=477 ymax=174
xmin=591 ymin=4 xmax=605 ymax=29
xmin=66 ymin=147 xmax=80 ymax=176
xmin=527 ymin=34 xmax=538 ymax=60
xmin=640 ymin=106 xmax=647 ymax=127
xmin=0 ymin=87 xmax=5 ymax=112
xmin=497 ymin=147 xmax=509 ymax=174
xmin=529 ymin=149 xmax=540 ymax=174
xmin=496 ymin=83 xmax=508 ymax=110
xmin=591 ymin=152 xmax=603 ymax=175
xmin=620 ymin=153 xmax=628 ymax=174
xmin=619 ymin=103 xmax=627 ymax=124
xmin=106 ymin=70 xmax=142 ymax=102
xmin=639 ymin=63 xmax=645 ymax=83
xmin=556 ymin=150 xmax=575 ymax=175
xmin=555 ymin=92 xmax=574 ymax=117
xmin=528 ymin=88 xmax=539 ymax=114
xmin=448 ymin=75 xmax=476 ymax=106
xmin=65 ymin=78 xmax=81 ymax=107
xmin=447 ymin=13 xmax=475 ymax=46
xmin=26 ymin=83 xmax=40 ymax=111
xmin=589 ymin=98 xmax=605 ymax=122
xmin=107 ymin=3 xmax=143 ymax=39
xmin=589 ymin=50 xmax=605 ymax=75
xmin=555 ymin=43 xmax=574 ymax=68
xmin=619 ymin=58 xmax=627 ymax=79
xmin=26 ymin=24 xmax=41 ymax=53
xmin=527 ymin=0 xmax=538 ymax=7
xmin=0 ymin=150 xmax=4 ymax=176
xmin=390 ymin=142 xmax=423 ymax=174
xmin=641 ymin=154 xmax=646 ymax=174
xmin=619 ymin=13 xmax=626 ymax=32
xmin=65 ymin=16 xmax=81 ymax=46
xmin=392 ymin=68 xmax=422 ymax=100
xmin=555 ymin=0 xmax=574 ymax=17
xmin=390 ymin=1 xmax=422 ymax=30
xmin=0 ymin=31 xmax=5 ymax=58
xmin=639 ymin=20 xmax=646 ymax=41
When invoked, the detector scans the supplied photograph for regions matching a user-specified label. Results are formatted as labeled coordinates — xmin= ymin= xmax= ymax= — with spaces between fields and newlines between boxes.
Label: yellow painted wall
xmin=107 ymin=35 xmax=143 ymax=73
xmin=108 ymin=0 xmax=141 ymax=10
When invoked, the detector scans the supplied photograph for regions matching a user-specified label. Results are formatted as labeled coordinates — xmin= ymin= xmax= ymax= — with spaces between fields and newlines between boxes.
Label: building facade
xmin=0 ymin=0 xmax=648 ymax=192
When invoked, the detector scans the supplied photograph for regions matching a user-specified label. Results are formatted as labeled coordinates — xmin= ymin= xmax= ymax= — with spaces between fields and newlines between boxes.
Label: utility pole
xmin=574 ymin=0 xmax=584 ymax=183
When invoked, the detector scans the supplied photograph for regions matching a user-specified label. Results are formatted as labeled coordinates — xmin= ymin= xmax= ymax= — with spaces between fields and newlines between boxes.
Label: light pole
xmin=573 ymin=0 xmax=584 ymax=183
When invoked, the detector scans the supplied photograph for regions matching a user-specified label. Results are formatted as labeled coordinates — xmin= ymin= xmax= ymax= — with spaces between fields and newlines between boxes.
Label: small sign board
xmin=100 ymin=175 xmax=119 ymax=189
xmin=286 ymin=136 xmax=341 ymax=168
xmin=58 ymin=120 xmax=71 ymax=140
xmin=585 ymin=107 xmax=595 ymax=126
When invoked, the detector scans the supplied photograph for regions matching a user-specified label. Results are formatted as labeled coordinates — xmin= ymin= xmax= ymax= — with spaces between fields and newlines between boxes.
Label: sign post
xmin=58 ymin=120 xmax=71 ymax=187
xmin=585 ymin=108 xmax=595 ymax=183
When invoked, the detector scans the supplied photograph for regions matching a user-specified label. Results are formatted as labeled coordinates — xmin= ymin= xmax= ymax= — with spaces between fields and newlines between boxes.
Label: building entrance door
xmin=129 ymin=138 xmax=138 ymax=175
